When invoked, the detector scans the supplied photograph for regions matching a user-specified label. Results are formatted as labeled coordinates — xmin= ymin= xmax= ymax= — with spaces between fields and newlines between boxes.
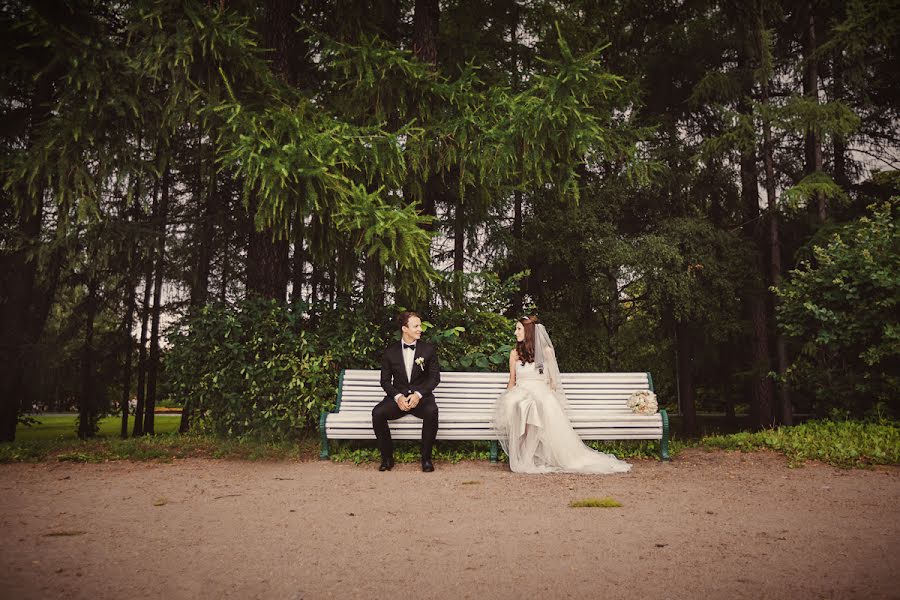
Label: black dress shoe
xmin=421 ymin=459 xmax=434 ymax=472
xmin=379 ymin=458 xmax=394 ymax=471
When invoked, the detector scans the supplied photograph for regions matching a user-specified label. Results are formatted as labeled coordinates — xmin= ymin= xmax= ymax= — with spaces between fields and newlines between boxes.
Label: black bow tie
xmin=403 ymin=343 xmax=416 ymax=351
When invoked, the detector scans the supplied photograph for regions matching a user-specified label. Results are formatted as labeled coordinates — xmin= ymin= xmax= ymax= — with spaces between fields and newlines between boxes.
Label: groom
xmin=372 ymin=311 xmax=440 ymax=472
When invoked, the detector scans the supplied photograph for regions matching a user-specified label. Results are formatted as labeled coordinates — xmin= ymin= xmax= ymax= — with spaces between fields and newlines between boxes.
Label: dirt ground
xmin=1 ymin=448 xmax=898 ymax=600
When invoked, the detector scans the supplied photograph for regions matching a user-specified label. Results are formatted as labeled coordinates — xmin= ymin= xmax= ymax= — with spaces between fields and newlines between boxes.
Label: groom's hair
xmin=397 ymin=311 xmax=421 ymax=329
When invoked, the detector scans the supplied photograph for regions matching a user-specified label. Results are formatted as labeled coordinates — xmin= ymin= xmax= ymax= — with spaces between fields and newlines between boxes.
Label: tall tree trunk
xmin=411 ymin=0 xmax=441 ymax=306
xmin=413 ymin=0 xmax=439 ymax=64
xmin=379 ymin=0 xmax=400 ymax=42
xmin=747 ymin=292 xmax=774 ymax=429
xmin=78 ymin=274 xmax=99 ymax=439
xmin=242 ymin=0 xmax=298 ymax=302
xmin=604 ymin=270 xmax=620 ymax=371
xmin=144 ymin=167 xmax=170 ymax=436
xmin=758 ymin=24 xmax=792 ymax=427
xmin=507 ymin=4 xmax=526 ymax=316
xmin=306 ymin=215 xmax=322 ymax=308
xmin=675 ymin=321 xmax=698 ymax=437
xmin=740 ymin=143 xmax=775 ymax=430
xmin=453 ymin=197 xmax=465 ymax=273
xmin=132 ymin=165 xmax=160 ymax=437
xmin=120 ymin=277 xmax=136 ymax=439
xmin=0 ymin=190 xmax=42 ymax=441
xmin=0 ymin=38 xmax=57 ymax=441
xmin=328 ymin=261 xmax=337 ymax=308
xmin=17 ymin=207 xmax=66 ymax=426
xmin=736 ymin=42 xmax=775 ymax=430
xmin=770 ymin=215 xmax=792 ymax=426
xmin=264 ymin=0 xmax=301 ymax=86
xmin=310 ymin=264 xmax=320 ymax=307
xmin=133 ymin=262 xmax=152 ymax=436
xmin=182 ymin=136 xmax=213 ymax=434
xmin=513 ymin=190 xmax=523 ymax=247
xmin=762 ymin=115 xmax=791 ymax=426
xmin=220 ymin=207 xmax=230 ymax=304
xmin=120 ymin=144 xmax=144 ymax=439
xmin=363 ymin=228 xmax=385 ymax=313
xmin=508 ymin=190 xmax=524 ymax=315
xmin=832 ymin=47 xmax=850 ymax=190
xmin=723 ymin=381 xmax=736 ymax=423
xmin=246 ymin=192 xmax=290 ymax=301
xmin=190 ymin=134 xmax=213 ymax=309
xmin=803 ymin=0 xmax=826 ymax=221
xmin=291 ymin=209 xmax=305 ymax=304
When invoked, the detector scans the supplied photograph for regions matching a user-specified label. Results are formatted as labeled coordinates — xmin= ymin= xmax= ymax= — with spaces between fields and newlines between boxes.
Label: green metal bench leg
xmin=319 ymin=411 xmax=330 ymax=460
xmin=659 ymin=409 xmax=670 ymax=461
xmin=490 ymin=440 xmax=499 ymax=464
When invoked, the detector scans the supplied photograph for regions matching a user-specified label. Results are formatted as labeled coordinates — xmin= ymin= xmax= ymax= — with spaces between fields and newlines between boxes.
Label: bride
xmin=492 ymin=316 xmax=632 ymax=474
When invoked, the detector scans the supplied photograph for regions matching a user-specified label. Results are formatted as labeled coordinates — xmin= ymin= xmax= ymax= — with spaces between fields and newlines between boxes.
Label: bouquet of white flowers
xmin=626 ymin=390 xmax=658 ymax=415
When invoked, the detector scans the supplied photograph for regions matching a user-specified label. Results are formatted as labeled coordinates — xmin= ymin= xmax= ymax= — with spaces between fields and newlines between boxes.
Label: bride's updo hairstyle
xmin=516 ymin=316 xmax=540 ymax=365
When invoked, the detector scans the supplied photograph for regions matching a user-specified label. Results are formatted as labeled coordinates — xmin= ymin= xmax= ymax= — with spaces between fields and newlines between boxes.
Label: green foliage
xmin=644 ymin=218 xmax=750 ymax=333
xmin=776 ymin=96 xmax=860 ymax=142
xmin=166 ymin=299 xmax=337 ymax=438
xmin=330 ymin=439 xmax=681 ymax=464
xmin=569 ymin=497 xmax=622 ymax=508
xmin=701 ymin=419 xmax=900 ymax=468
xmin=586 ymin=439 xmax=685 ymax=460
xmin=165 ymin=273 xmax=522 ymax=437
xmin=0 ymin=431 xmax=318 ymax=463
xmin=4 ymin=0 xmax=898 ymax=436
xmin=422 ymin=302 xmax=515 ymax=373
xmin=775 ymin=200 xmax=900 ymax=415
xmin=781 ymin=171 xmax=849 ymax=214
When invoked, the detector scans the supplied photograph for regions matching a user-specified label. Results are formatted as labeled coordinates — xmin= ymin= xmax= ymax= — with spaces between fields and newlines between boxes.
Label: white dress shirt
xmin=395 ymin=342 xmax=422 ymax=402
xmin=402 ymin=343 xmax=415 ymax=381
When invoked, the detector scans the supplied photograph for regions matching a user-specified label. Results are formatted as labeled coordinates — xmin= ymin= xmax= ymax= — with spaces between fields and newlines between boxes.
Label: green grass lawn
xmin=3 ymin=415 xmax=897 ymax=468
xmin=16 ymin=415 xmax=181 ymax=441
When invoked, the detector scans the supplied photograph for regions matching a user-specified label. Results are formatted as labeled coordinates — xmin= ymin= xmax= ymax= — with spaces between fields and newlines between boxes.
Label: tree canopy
xmin=1 ymin=0 xmax=897 ymax=440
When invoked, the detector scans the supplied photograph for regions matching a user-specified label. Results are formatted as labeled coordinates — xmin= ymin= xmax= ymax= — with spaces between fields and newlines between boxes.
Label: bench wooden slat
xmin=337 ymin=395 xmax=648 ymax=403
xmin=326 ymin=420 xmax=662 ymax=429
xmin=339 ymin=389 xmax=650 ymax=397
xmin=341 ymin=369 xmax=650 ymax=380
xmin=339 ymin=382 xmax=652 ymax=390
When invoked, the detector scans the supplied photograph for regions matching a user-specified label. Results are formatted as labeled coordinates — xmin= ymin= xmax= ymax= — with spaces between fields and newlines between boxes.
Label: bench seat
xmin=320 ymin=370 xmax=670 ymax=461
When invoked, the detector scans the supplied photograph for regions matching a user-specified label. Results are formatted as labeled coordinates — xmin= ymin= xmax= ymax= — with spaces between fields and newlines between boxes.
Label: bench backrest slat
xmin=336 ymin=370 xmax=651 ymax=412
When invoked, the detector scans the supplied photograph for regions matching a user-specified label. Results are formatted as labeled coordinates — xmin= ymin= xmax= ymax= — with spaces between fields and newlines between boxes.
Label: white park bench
xmin=319 ymin=370 xmax=670 ymax=462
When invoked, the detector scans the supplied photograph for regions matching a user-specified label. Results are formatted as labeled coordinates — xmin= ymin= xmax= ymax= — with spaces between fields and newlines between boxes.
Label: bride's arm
xmin=506 ymin=349 xmax=517 ymax=390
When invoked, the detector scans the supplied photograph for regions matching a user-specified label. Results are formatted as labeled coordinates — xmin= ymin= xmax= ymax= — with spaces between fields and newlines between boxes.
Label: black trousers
xmin=372 ymin=396 xmax=439 ymax=461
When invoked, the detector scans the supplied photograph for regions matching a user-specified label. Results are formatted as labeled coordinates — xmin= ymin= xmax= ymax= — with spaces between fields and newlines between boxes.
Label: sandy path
xmin=1 ymin=449 xmax=898 ymax=600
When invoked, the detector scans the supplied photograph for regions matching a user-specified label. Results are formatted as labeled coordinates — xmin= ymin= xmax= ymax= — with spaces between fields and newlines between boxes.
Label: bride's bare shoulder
xmin=510 ymin=348 xmax=519 ymax=360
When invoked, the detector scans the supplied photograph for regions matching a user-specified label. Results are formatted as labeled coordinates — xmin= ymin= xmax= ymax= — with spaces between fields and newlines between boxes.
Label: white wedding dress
xmin=493 ymin=360 xmax=632 ymax=474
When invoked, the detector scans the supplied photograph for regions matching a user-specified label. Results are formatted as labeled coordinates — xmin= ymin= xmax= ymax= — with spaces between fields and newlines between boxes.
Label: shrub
xmin=165 ymin=280 xmax=518 ymax=438
xmin=166 ymin=299 xmax=336 ymax=438
xmin=701 ymin=419 xmax=900 ymax=468
xmin=775 ymin=199 xmax=899 ymax=417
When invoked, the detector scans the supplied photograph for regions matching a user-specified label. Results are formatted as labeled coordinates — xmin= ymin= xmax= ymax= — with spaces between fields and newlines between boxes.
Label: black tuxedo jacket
xmin=380 ymin=340 xmax=441 ymax=402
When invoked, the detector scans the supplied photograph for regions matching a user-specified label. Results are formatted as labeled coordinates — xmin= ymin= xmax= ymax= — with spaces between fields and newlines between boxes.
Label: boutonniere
xmin=415 ymin=357 xmax=425 ymax=369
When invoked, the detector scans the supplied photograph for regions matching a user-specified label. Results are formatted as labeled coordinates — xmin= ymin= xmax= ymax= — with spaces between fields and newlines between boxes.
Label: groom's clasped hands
xmin=396 ymin=394 xmax=420 ymax=411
